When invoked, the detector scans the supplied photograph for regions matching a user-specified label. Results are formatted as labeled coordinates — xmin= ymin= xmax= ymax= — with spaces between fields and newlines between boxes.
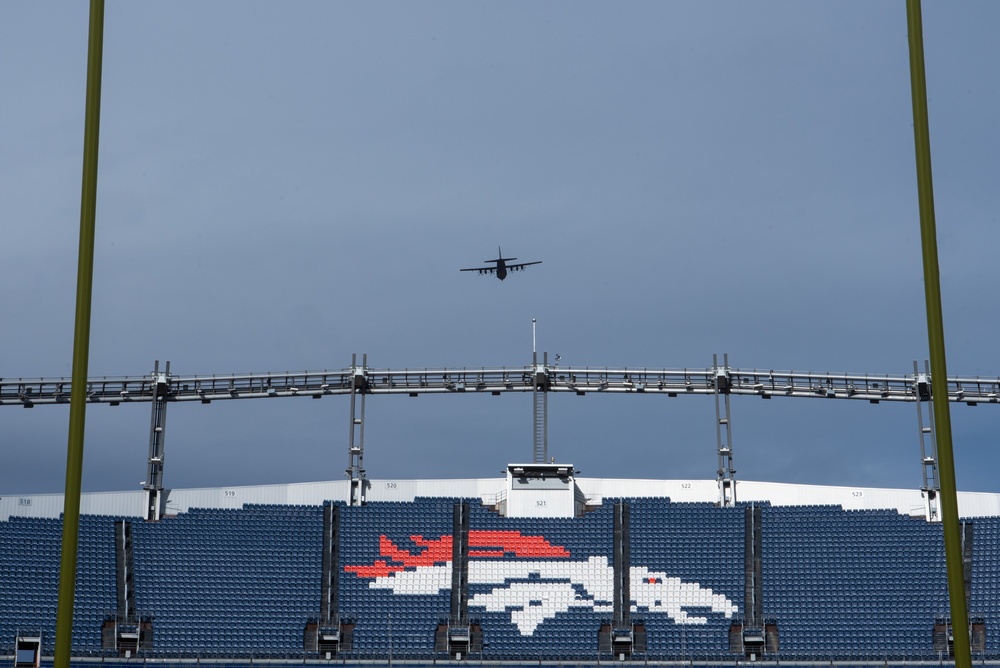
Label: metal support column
xmin=532 ymin=352 xmax=549 ymax=464
xmin=143 ymin=360 xmax=170 ymax=521
xmin=714 ymin=353 xmax=736 ymax=507
xmin=915 ymin=360 xmax=941 ymax=522
xmin=346 ymin=354 xmax=368 ymax=506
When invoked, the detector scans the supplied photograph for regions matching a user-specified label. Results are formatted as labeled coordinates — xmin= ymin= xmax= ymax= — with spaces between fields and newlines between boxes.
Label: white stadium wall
xmin=4 ymin=475 xmax=1000 ymax=521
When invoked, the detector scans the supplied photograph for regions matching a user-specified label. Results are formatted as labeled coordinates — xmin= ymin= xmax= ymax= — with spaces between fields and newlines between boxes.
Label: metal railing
xmin=3 ymin=362 xmax=999 ymax=406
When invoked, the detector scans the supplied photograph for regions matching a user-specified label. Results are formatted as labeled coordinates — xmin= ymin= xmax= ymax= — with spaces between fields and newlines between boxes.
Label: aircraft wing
xmin=460 ymin=266 xmax=498 ymax=275
xmin=506 ymin=261 xmax=542 ymax=271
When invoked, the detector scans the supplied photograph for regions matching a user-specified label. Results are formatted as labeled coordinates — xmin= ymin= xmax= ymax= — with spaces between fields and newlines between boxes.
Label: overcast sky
xmin=2 ymin=2 xmax=999 ymax=499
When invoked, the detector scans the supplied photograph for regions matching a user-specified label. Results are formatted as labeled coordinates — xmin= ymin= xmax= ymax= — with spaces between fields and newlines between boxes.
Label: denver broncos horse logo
xmin=346 ymin=531 xmax=737 ymax=635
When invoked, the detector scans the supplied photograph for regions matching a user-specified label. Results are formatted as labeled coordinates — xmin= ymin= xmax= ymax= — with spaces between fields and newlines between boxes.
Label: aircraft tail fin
xmin=491 ymin=246 xmax=517 ymax=262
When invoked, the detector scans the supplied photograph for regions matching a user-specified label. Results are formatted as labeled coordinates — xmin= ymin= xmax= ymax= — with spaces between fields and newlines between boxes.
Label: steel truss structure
xmin=3 ymin=355 xmax=999 ymax=517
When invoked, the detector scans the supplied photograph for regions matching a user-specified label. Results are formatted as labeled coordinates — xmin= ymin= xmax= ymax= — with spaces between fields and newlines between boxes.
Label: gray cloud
xmin=2 ymin=2 xmax=998 ymax=496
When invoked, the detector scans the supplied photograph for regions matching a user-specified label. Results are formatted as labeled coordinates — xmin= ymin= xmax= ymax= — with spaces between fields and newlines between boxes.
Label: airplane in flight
xmin=460 ymin=247 xmax=542 ymax=281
